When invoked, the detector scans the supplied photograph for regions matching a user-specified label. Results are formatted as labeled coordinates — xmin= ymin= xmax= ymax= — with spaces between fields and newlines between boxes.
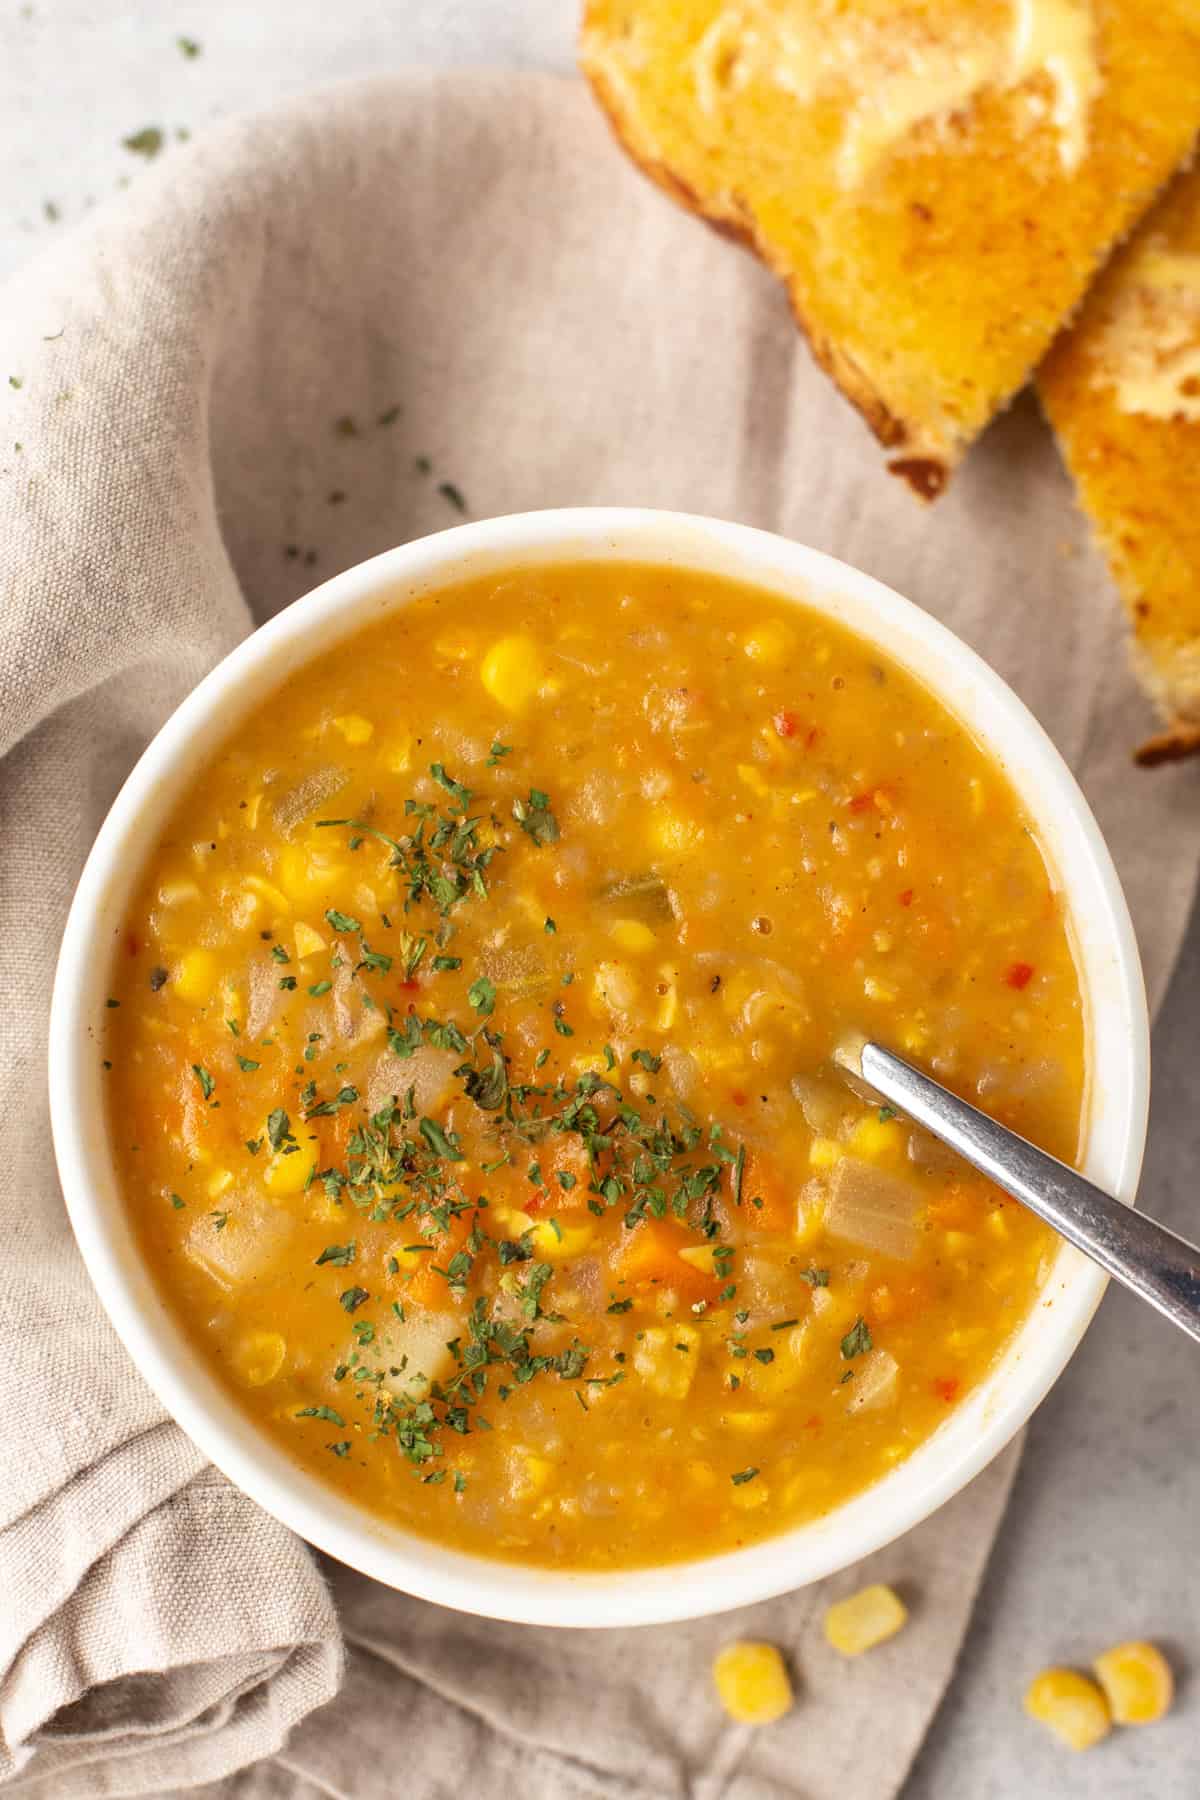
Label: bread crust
xmin=582 ymin=54 xmax=948 ymax=500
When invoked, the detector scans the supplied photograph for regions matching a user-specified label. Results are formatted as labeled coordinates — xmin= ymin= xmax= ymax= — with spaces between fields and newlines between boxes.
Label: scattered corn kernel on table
xmin=5 ymin=4 xmax=1200 ymax=1797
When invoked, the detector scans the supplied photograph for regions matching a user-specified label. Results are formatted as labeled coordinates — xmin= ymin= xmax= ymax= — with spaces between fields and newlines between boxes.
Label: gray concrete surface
xmin=3 ymin=5 xmax=1198 ymax=1793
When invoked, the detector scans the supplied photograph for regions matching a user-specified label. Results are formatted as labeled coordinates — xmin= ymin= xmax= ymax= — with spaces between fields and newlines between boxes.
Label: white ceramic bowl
xmin=49 ymin=508 xmax=1149 ymax=1628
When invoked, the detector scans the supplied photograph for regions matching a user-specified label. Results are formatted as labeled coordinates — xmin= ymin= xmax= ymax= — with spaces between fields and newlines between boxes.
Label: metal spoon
xmin=840 ymin=1039 xmax=1200 ymax=1347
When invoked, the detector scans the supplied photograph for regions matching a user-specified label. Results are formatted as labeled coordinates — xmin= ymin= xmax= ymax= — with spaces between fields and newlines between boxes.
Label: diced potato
xmin=742 ymin=619 xmax=796 ymax=665
xmin=610 ymin=917 xmax=656 ymax=952
xmin=1024 ymin=1668 xmax=1112 ymax=1751
xmin=743 ymin=1326 xmax=809 ymax=1400
xmin=730 ymin=1478 xmax=769 ymax=1510
xmin=207 ymin=1168 xmax=234 ymax=1200
xmin=231 ymin=1329 xmax=287 ymax=1386
xmin=809 ymin=1137 xmax=842 ymax=1169
xmin=1092 ymin=1641 xmax=1173 ymax=1727
xmin=634 ymin=1325 xmax=700 ymax=1399
xmin=276 ymin=842 xmax=354 ymax=910
xmin=173 ymin=949 xmax=217 ymax=1005
xmin=331 ymin=713 xmax=374 ymax=745
xmin=480 ymin=634 xmax=543 ymax=711
xmin=293 ymin=921 xmax=327 ymax=960
xmin=531 ymin=1217 xmax=595 ymax=1261
xmin=824 ymin=1584 xmax=909 ymax=1656
xmin=263 ymin=1150 xmax=312 ymax=1196
xmin=712 ymin=1641 xmax=794 ymax=1725
xmin=157 ymin=878 xmax=202 ymax=908
xmin=377 ymin=1311 xmax=458 ymax=1402
xmin=489 ymin=1205 xmax=535 ymax=1239
xmin=590 ymin=959 xmax=638 ymax=1016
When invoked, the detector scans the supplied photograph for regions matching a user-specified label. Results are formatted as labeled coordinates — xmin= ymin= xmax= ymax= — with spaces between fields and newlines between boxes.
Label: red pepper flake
xmin=802 ymin=1414 xmax=822 ymax=1431
xmin=398 ymin=977 xmax=421 ymax=992
xmin=933 ymin=1376 xmax=960 ymax=1403
xmin=848 ymin=791 xmax=874 ymax=814
xmin=1006 ymin=961 xmax=1034 ymax=990
xmin=125 ymin=932 xmax=140 ymax=956
xmin=805 ymin=726 xmax=821 ymax=749
xmin=730 ymin=1088 xmax=748 ymax=1107
xmin=773 ymin=709 xmax=798 ymax=739
xmin=898 ymin=888 xmax=914 ymax=907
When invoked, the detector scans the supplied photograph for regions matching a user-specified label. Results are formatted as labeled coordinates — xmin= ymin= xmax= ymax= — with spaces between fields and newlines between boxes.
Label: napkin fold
xmin=1 ymin=68 xmax=1197 ymax=1800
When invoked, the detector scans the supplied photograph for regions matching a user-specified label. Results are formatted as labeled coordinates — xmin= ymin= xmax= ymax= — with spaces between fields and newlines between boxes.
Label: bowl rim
xmin=49 ymin=506 xmax=1149 ymax=1628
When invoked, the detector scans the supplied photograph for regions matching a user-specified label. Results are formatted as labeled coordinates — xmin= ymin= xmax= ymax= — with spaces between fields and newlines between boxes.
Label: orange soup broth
xmin=105 ymin=563 xmax=1085 ymax=1568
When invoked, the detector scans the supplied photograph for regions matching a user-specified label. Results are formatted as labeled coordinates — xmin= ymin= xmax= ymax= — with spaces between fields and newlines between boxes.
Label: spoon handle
xmin=858 ymin=1040 xmax=1200 ymax=1348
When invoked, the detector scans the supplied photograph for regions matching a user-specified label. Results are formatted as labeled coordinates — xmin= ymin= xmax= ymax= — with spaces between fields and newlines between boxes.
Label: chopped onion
xmin=848 ymin=1348 xmax=899 ymax=1413
xmin=825 ymin=1158 xmax=919 ymax=1260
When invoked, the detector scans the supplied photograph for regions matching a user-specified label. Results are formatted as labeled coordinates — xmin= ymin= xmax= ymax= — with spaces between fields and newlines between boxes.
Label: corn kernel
xmin=610 ymin=918 xmax=656 ymax=953
xmin=332 ymin=712 xmax=374 ymax=746
xmin=849 ymin=1114 xmax=903 ymax=1160
xmin=723 ymin=1409 xmax=776 ymax=1435
xmin=383 ymin=734 xmax=413 ymax=774
xmin=1024 ymin=1669 xmax=1112 ymax=1751
xmin=263 ymin=1151 xmax=311 ymax=1196
xmin=1092 ymin=1641 xmax=1173 ymax=1727
xmin=232 ymin=1330 xmax=287 ymax=1386
xmin=678 ymin=1244 xmax=720 ymax=1276
xmin=294 ymin=921 xmax=327 ymax=960
xmin=736 ymin=762 xmax=769 ymax=796
xmin=655 ymin=964 xmax=679 ymax=1031
xmin=647 ymin=808 xmax=702 ymax=856
xmin=712 ymin=1642 xmax=793 ymax=1725
xmin=531 ymin=1218 xmax=595 ymax=1262
xmin=742 ymin=620 xmax=796 ymax=665
xmin=207 ymin=1168 xmax=234 ymax=1200
xmin=173 ymin=948 xmax=217 ymax=1005
xmin=480 ymin=634 xmax=543 ymax=711
xmin=824 ymin=1585 xmax=909 ymax=1657
xmin=809 ymin=1137 xmax=842 ymax=1169
xmin=730 ymin=1478 xmax=769 ymax=1510
xmin=243 ymin=873 xmax=291 ymax=914
xmin=515 ymin=1450 xmax=554 ymax=1497
xmin=276 ymin=843 xmax=353 ymax=909
xmin=634 ymin=1325 xmax=699 ymax=1399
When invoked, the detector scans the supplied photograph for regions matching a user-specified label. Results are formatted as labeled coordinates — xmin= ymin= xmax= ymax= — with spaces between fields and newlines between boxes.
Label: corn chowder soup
xmin=105 ymin=564 xmax=1085 ymax=1569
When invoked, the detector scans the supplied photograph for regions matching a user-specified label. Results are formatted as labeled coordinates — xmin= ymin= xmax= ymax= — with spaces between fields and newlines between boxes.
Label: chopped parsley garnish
xmin=731 ymin=1467 xmax=759 ymax=1485
xmin=841 ymin=1317 xmax=873 ymax=1359
xmin=192 ymin=1064 xmax=215 ymax=1100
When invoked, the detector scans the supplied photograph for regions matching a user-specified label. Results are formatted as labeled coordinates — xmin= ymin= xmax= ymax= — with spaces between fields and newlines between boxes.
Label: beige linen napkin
xmin=2 ymin=68 xmax=1198 ymax=1800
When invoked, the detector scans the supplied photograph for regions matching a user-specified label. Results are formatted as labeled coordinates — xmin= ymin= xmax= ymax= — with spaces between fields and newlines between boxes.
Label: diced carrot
xmin=404 ymin=1207 xmax=474 ymax=1308
xmin=898 ymin=889 xmax=914 ymax=907
xmin=615 ymin=1217 xmax=720 ymax=1303
xmin=868 ymin=1276 xmax=934 ymax=1326
xmin=742 ymin=1153 xmax=794 ymax=1235
xmin=1006 ymin=961 xmax=1034 ymax=990
xmin=925 ymin=1181 xmax=988 ymax=1230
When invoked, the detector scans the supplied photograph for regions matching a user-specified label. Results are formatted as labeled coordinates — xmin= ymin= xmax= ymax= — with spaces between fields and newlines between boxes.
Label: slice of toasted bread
xmin=580 ymin=0 xmax=1200 ymax=497
xmin=1039 ymin=167 xmax=1200 ymax=764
